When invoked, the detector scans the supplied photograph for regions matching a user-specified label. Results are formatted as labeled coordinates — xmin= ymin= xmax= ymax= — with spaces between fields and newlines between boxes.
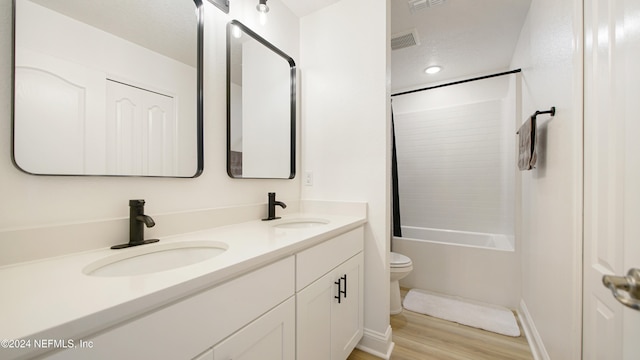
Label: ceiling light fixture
xmin=257 ymin=0 xmax=269 ymax=25
xmin=256 ymin=0 xmax=269 ymax=14
xmin=424 ymin=66 xmax=442 ymax=74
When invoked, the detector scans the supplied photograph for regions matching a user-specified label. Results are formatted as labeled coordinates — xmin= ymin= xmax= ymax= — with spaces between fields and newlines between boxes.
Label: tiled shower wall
xmin=394 ymin=96 xmax=515 ymax=236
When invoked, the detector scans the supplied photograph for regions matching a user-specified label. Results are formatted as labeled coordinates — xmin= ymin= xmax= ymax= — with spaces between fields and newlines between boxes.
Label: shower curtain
xmin=391 ymin=105 xmax=402 ymax=238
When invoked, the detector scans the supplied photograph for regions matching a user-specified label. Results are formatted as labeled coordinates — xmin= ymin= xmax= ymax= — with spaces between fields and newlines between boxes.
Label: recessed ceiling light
xmin=424 ymin=66 xmax=442 ymax=74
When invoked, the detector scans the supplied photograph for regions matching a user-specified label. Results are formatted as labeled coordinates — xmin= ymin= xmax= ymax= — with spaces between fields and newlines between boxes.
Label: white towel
xmin=517 ymin=116 xmax=536 ymax=170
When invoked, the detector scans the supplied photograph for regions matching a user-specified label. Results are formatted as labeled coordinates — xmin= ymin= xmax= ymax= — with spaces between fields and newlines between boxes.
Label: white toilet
xmin=390 ymin=251 xmax=413 ymax=315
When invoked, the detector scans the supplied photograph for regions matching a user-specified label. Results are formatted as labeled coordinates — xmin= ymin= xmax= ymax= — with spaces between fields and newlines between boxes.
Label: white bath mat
xmin=402 ymin=289 xmax=521 ymax=337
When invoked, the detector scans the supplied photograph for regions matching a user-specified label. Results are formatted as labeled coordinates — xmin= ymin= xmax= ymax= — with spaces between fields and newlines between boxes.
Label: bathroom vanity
xmin=0 ymin=211 xmax=365 ymax=360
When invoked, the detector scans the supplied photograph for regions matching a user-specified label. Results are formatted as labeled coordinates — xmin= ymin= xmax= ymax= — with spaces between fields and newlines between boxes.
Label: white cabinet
xmin=191 ymin=297 xmax=295 ymax=360
xmin=212 ymin=297 xmax=295 ymax=360
xmin=41 ymin=225 xmax=365 ymax=360
xmin=45 ymin=257 xmax=295 ymax=360
xmin=297 ymin=253 xmax=363 ymax=360
xmin=296 ymin=227 xmax=364 ymax=360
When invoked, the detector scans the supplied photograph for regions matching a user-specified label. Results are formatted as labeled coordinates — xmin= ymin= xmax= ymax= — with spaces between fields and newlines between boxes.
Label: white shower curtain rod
xmin=391 ymin=68 xmax=522 ymax=97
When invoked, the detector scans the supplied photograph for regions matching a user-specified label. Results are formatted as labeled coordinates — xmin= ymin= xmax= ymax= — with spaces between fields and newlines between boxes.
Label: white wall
xmin=392 ymin=75 xmax=516 ymax=236
xmin=300 ymin=0 xmax=392 ymax=356
xmin=511 ymin=0 xmax=583 ymax=358
xmin=0 ymin=0 xmax=301 ymax=265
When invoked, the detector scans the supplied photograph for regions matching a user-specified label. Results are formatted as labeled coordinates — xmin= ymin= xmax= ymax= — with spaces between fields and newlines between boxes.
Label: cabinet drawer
xmin=45 ymin=256 xmax=295 ymax=360
xmin=296 ymin=227 xmax=363 ymax=291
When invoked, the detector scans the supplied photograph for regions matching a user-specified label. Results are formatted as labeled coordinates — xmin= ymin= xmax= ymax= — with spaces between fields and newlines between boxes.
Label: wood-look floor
xmin=348 ymin=289 xmax=533 ymax=360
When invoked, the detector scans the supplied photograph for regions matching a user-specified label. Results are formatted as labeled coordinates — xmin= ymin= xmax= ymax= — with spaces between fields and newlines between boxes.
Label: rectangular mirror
xmin=227 ymin=20 xmax=296 ymax=179
xmin=12 ymin=0 xmax=204 ymax=177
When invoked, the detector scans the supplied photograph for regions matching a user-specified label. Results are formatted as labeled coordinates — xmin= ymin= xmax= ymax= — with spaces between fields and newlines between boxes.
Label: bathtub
xmin=393 ymin=226 xmax=520 ymax=308
xmin=400 ymin=226 xmax=514 ymax=251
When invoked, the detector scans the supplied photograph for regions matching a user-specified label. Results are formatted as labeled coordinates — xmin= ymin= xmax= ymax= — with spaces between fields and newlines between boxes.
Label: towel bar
xmin=516 ymin=106 xmax=554 ymax=171
xmin=532 ymin=106 xmax=555 ymax=118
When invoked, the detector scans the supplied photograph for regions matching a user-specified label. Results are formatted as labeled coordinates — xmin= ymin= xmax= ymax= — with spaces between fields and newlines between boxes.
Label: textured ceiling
xmin=280 ymin=0 xmax=531 ymax=93
xmin=390 ymin=0 xmax=531 ymax=92
xmin=279 ymin=0 xmax=340 ymax=17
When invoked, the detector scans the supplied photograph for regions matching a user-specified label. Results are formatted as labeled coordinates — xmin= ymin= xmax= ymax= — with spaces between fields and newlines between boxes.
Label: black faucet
xmin=111 ymin=199 xmax=160 ymax=249
xmin=262 ymin=192 xmax=286 ymax=221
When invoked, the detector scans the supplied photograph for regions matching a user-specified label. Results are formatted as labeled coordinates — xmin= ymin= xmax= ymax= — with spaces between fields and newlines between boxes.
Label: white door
xmin=106 ymin=80 xmax=176 ymax=176
xmin=14 ymin=48 xmax=106 ymax=175
xmin=583 ymin=0 xmax=640 ymax=359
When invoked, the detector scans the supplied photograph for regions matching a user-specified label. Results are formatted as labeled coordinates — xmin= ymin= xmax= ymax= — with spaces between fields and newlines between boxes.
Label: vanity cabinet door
xmin=331 ymin=252 xmax=364 ymax=360
xmin=213 ymin=297 xmax=295 ymax=360
xmin=296 ymin=252 xmax=363 ymax=360
xmin=296 ymin=270 xmax=333 ymax=360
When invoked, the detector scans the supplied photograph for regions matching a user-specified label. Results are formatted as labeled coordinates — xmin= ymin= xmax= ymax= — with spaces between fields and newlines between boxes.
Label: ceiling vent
xmin=408 ymin=0 xmax=447 ymax=13
xmin=391 ymin=29 xmax=420 ymax=51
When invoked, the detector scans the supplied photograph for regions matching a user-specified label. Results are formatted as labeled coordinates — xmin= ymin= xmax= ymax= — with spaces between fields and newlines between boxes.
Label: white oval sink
xmin=273 ymin=218 xmax=330 ymax=229
xmin=84 ymin=241 xmax=228 ymax=277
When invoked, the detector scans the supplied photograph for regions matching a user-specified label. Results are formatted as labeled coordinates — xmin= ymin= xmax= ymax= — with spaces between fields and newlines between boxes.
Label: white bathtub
xmin=400 ymin=226 xmax=515 ymax=251
xmin=393 ymin=226 xmax=520 ymax=308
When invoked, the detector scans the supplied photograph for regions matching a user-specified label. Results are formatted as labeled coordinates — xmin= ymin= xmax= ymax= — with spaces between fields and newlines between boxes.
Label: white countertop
xmin=0 ymin=212 xmax=366 ymax=360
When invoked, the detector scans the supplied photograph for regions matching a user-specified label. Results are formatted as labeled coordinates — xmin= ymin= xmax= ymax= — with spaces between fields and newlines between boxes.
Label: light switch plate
xmin=304 ymin=171 xmax=313 ymax=186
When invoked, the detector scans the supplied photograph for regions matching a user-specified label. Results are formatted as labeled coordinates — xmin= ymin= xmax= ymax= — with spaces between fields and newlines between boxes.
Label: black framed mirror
xmin=12 ymin=0 xmax=204 ymax=177
xmin=226 ymin=20 xmax=296 ymax=179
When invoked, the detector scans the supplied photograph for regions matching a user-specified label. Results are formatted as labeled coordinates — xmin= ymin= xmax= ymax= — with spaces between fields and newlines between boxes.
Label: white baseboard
xmin=518 ymin=299 xmax=550 ymax=360
xmin=356 ymin=325 xmax=394 ymax=359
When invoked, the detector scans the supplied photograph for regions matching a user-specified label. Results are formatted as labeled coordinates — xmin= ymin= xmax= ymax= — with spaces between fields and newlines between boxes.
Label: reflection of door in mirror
xmin=14 ymin=48 xmax=100 ymax=174
xmin=106 ymin=80 xmax=176 ymax=176
xmin=12 ymin=0 xmax=202 ymax=177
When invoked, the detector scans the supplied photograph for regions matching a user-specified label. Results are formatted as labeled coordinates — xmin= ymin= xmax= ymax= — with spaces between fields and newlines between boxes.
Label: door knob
xmin=602 ymin=268 xmax=640 ymax=310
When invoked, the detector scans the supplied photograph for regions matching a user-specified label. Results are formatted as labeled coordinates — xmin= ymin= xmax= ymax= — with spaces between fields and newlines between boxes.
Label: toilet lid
xmin=390 ymin=252 xmax=412 ymax=266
